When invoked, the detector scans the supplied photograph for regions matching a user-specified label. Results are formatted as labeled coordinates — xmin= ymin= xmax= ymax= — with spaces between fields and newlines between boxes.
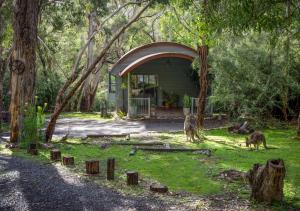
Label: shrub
xmin=183 ymin=94 xmax=191 ymax=108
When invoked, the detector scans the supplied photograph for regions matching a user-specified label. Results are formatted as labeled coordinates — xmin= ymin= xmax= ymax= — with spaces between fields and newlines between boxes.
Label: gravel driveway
xmin=0 ymin=155 xmax=191 ymax=211
xmin=0 ymin=118 xmax=227 ymax=140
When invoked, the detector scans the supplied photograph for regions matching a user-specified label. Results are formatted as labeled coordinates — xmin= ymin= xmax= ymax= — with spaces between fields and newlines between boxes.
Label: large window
xmin=131 ymin=74 xmax=158 ymax=103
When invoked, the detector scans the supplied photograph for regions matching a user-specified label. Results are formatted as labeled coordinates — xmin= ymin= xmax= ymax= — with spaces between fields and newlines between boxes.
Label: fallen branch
xmin=136 ymin=147 xmax=212 ymax=156
xmin=86 ymin=134 xmax=130 ymax=138
xmin=109 ymin=141 xmax=164 ymax=146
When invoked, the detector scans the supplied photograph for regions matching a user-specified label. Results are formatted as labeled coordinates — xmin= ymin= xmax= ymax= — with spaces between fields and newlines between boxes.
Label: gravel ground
xmin=0 ymin=155 xmax=196 ymax=211
xmin=0 ymin=118 xmax=227 ymax=140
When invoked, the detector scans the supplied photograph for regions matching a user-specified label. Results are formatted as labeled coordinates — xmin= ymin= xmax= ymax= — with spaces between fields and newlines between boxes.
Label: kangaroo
xmin=184 ymin=115 xmax=200 ymax=142
xmin=245 ymin=131 xmax=267 ymax=150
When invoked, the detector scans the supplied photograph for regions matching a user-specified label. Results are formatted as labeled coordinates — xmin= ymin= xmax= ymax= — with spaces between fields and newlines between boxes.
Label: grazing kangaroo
xmin=246 ymin=131 xmax=267 ymax=150
xmin=184 ymin=115 xmax=200 ymax=142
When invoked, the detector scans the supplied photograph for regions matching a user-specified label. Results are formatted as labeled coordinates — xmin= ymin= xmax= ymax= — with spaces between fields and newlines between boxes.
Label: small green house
xmin=108 ymin=42 xmax=211 ymax=118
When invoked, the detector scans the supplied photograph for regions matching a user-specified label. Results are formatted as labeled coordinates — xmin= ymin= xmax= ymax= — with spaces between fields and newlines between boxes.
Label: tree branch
xmin=46 ymin=0 xmax=153 ymax=142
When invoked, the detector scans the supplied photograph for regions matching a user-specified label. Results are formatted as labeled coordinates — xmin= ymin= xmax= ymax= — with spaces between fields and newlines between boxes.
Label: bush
xmin=20 ymin=100 xmax=47 ymax=148
xmin=183 ymin=94 xmax=191 ymax=108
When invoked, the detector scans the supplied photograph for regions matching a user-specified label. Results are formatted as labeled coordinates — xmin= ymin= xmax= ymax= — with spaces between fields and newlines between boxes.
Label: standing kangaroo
xmin=246 ymin=131 xmax=267 ymax=150
xmin=184 ymin=115 xmax=200 ymax=142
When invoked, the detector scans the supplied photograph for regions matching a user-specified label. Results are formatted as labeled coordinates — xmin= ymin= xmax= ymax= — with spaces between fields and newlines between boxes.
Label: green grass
xmin=1 ymin=127 xmax=300 ymax=208
xmin=45 ymin=112 xmax=112 ymax=120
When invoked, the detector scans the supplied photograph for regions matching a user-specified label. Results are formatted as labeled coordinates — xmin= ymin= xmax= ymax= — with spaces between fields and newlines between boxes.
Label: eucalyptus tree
xmin=9 ymin=0 xmax=40 ymax=143
xmin=45 ymin=0 xmax=156 ymax=142
xmin=0 ymin=0 xmax=12 ymax=132
xmin=160 ymin=0 xmax=212 ymax=129
xmin=207 ymin=0 xmax=300 ymax=122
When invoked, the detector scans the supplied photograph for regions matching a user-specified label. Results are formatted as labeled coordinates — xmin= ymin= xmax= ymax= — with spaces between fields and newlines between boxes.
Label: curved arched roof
xmin=110 ymin=42 xmax=198 ymax=76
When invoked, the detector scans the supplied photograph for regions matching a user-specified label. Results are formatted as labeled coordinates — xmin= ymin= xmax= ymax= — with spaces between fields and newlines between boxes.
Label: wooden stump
xmin=27 ymin=148 xmax=38 ymax=155
xmin=62 ymin=156 xmax=74 ymax=166
xmin=27 ymin=143 xmax=38 ymax=155
xmin=127 ymin=171 xmax=138 ymax=185
xmin=50 ymin=149 xmax=61 ymax=161
xmin=86 ymin=160 xmax=99 ymax=174
xmin=107 ymin=158 xmax=115 ymax=180
xmin=247 ymin=159 xmax=286 ymax=203
xmin=150 ymin=184 xmax=168 ymax=193
xmin=29 ymin=143 xmax=37 ymax=150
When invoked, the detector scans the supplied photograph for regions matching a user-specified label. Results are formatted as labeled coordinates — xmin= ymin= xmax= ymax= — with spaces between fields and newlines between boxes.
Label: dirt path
xmin=0 ymin=154 xmax=193 ymax=211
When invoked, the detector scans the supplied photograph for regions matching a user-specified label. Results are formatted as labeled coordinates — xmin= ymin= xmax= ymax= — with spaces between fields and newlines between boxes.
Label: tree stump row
xmin=247 ymin=159 xmax=286 ymax=203
xmin=50 ymin=149 xmax=61 ymax=161
xmin=107 ymin=158 xmax=115 ymax=180
xmin=62 ymin=156 xmax=74 ymax=166
xmin=86 ymin=160 xmax=100 ymax=174
xmin=127 ymin=171 xmax=138 ymax=185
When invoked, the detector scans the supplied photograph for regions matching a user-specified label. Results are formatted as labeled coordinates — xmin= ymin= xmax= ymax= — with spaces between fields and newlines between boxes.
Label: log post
xmin=86 ymin=160 xmax=99 ymax=174
xmin=27 ymin=143 xmax=38 ymax=155
xmin=127 ymin=171 xmax=138 ymax=185
xmin=107 ymin=158 xmax=115 ymax=180
xmin=50 ymin=149 xmax=61 ymax=161
xmin=150 ymin=184 xmax=168 ymax=193
xmin=247 ymin=159 xmax=286 ymax=203
xmin=62 ymin=156 xmax=74 ymax=166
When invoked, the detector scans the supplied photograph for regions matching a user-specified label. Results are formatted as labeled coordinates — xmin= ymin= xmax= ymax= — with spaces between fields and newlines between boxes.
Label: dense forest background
xmin=1 ymin=0 xmax=300 ymax=128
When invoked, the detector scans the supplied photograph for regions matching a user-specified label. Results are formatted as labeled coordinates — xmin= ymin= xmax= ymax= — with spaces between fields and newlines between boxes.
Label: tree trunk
xmin=247 ymin=159 xmax=286 ymax=203
xmin=45 ymin=2 xmax=152 ymax=142
xmin=80 ymin=12 xmax=97 ymax=112
xmin=281 ymin=1 xmax=291 ymax=122
xmin=9 ymin=0 xmax=39 ymax=143
xmin=297 ymin=113 xmax=300 ymax=138
xmin=196 ymin=45 xmax=209 ymax=129
xmin=0 ymin=48 xmax=4 ymax=132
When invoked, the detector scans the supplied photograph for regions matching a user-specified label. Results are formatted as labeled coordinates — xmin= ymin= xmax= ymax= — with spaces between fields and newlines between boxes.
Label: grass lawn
xmin=45 ymin=112 xmax=112 ymax=120
xmin=1 ymin=127 xmax=299 ymax=209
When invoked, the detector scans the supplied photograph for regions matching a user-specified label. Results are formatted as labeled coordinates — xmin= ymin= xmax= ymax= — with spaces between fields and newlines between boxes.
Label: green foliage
xmin=210 ymin=32 xmax=300 ymax=123
xmin=183 ymin=94 xmax=191 ymax=108
xmin=117 ymin=110 xmax=126 ymax=119
xmin=20 ymin=101 xmax=47 ymax=148
xmin=162 ymin=91 xmax=179 ymax=106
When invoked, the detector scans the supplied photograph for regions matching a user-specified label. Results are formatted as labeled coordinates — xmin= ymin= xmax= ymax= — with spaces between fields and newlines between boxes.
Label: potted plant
xmin=183 ymin=94 xmax=191 ymax=115
xmin=150 ymin=103 xmax=156 ymax=117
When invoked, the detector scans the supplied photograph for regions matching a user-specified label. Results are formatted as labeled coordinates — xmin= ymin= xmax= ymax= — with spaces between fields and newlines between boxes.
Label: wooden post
xmin=107 ymin=158 xmax=115 ymax=180
xmin=150 ymin=184 xmax=168 ymax=193
xmin=62 ymin=156 xmax=74 ymax=166
xmin=50 ymin=149 xmax=61 ymax=161
xmin=127 ymin=171 xmax=138 ymax=185
xmin=86 ymin=160 xmax=99 ymax=174
xmin=27 ymin=143 xmax=38 ymax=155
xmin=247 ymin=159 xmax=286 ymax=203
